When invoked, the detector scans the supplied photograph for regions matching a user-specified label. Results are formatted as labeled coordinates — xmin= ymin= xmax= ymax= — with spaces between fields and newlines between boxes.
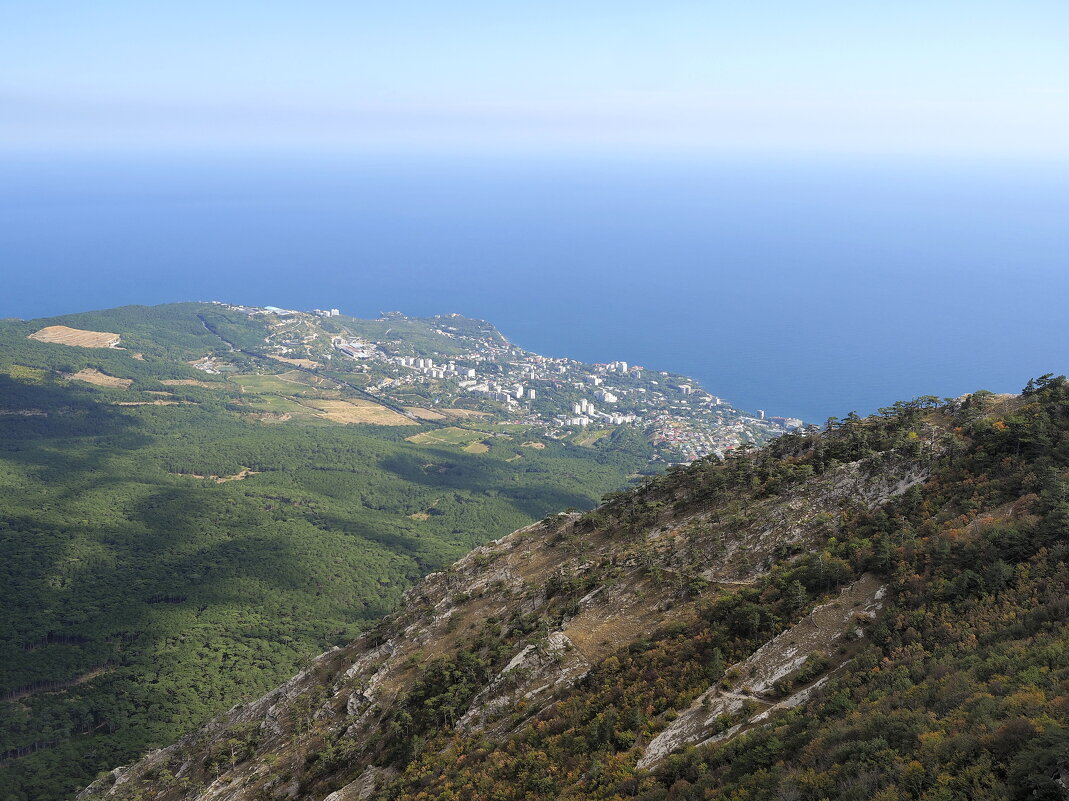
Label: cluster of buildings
xmin=563 ymin=396 xmax=638 ymax=427
xmin=466 ymin=381 xmax=535 ymax=403
xmin=192 ymin=356 xmax=222 ymax=374
xmin=390 ymin=356 xmax=478 ymax=380
xmin=770 ymin=415 xmax=804 ymax=429
xmin=333 ymin=338 xmax=374 ymax=359
xmin=237 ymin=305 xmax=803 ymax=464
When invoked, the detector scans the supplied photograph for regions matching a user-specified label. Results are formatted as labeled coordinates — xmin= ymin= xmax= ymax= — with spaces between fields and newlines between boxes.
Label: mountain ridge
xmin=0 ymin=300 xmax=790 ymax=801
xmin=77 ymin=379 xmax=1069 ymax=801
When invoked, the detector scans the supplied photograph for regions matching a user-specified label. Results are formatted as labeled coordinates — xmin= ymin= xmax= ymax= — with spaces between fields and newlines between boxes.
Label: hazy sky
xmin=2 ymin=1 xmax=1068 ymax=157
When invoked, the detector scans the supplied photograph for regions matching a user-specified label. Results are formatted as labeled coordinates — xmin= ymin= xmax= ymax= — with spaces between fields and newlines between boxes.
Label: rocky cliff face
xmin=79 ymin=387 xmax=1069 ymax=801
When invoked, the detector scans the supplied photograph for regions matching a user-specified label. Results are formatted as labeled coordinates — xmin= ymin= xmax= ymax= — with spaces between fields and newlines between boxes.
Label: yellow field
xmin=440 ymin=408 xmax=491 ymax=418
xmin=70 ymin=369 xmax=132 ymax=390
xmin=268 ymin=355 xmax=319 ymax=368
xmin=301 ymin=399 xmax=411 ymax=425
xmin=29 ymin=325 xmax=121 ymax=348
xmin=404 ymin=406 xmax=448 ymax=421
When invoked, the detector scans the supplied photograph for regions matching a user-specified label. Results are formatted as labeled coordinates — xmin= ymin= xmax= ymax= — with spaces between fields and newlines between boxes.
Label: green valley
xmin=0 ymin=302 xmax=671 ymax=801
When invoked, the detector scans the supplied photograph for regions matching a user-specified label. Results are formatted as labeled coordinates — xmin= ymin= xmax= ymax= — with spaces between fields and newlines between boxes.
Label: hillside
xmin=0 ymin=303 xmax=650 ymax=801
xmin=75 ymin=376 xmax=1069 ymax=801
xmin=0 ymin=302 xmax=778 ymax=801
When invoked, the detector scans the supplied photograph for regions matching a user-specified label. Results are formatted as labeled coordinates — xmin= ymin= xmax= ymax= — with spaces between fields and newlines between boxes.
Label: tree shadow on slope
xmin=0 ymin=479 xmax=367 ymax=801
xmin=379 ymin=447 xmax=601 ymax=516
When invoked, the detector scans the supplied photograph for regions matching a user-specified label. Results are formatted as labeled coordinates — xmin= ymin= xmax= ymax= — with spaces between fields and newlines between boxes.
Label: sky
xmin=2 ymin=1 xmax=1068 ymax=158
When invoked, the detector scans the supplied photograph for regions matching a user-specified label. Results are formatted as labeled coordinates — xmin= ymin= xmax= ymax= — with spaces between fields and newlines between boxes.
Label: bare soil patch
xmin=441 ymin=408 xmax=491 ymax=418
xmin=29 ymin=325 xmax=121 ymax=348
xmin=521 ymin=441 xmax=546 ymax=449
xmin=268 ymin=355 xmax=319 ymax=368
xmin=565 ymin=573 xmax=694 ymax=664
xmin=70 ymin=369 xmax=132 ymax=390
xmin=404 ymin=406 xmax=447 ymax=421
xmin=302 ymin=399 xmax=411 ymax=425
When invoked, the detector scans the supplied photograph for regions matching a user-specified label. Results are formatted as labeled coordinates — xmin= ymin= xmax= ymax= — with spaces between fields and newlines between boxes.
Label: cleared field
xmin=301 ymin=399 xmax=412 ymax=425
xmin=231 ymin=374 xmax=304 ymax=394
xmin=463 ymin=441 xmax=490 ymax=454
xmin=440 ymin=408 xmax=491 ymax=418
xmin=407 ymin=426 xmax=490 ymax=447
xmin=522 ymin=441 xmax=546 ymax=449
xmin=268 ymin=355 xmax=319 ymax=368
xmin=485 ymin=423 xmax=534 ymax=433
xmin=29 ymin=325 xmax=121 ymax=348
xmin=244 ymin=394 xmax=327 ymax=422
xmin=278 ymin=369 xmax=336 ymax=389
xmin=70 ymin=369 xmax=132 ymax=390
xmin=5 ymin=365 xmax=48 ymax=383
xmin=575 ymin=428 xmax=612 ymax=447
xmin=404 ymin=406 xmax=448 ymax=421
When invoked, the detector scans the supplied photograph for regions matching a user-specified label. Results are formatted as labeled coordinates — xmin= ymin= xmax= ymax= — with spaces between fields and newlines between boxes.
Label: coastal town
xmin=215 ymin=303 xmax=804 ymax=463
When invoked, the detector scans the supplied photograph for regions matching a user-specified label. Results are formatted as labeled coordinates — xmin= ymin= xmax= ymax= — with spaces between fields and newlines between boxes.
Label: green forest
xmin=0 ymin=304 xmax=651 ymax=801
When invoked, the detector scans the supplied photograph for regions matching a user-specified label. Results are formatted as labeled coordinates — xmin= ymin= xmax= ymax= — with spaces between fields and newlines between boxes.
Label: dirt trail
xmin=2 ymin=666 xmax=114 ymax=703
xmin=171 ymin=470 xmax=261 ymax=484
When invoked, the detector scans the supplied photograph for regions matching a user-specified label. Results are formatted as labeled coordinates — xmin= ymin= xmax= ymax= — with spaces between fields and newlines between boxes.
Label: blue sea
xmin=1 ymin=152 xmax=1066 ymax=423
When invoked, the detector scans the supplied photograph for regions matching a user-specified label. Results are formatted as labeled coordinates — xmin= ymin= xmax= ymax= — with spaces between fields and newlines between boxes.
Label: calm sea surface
xmin=1 ymin=153 xmax=1066 ymax=422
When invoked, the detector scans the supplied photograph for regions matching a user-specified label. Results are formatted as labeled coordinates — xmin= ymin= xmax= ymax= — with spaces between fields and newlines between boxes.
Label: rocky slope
xmin=79 ymin=381 xmax=1069 ymax=801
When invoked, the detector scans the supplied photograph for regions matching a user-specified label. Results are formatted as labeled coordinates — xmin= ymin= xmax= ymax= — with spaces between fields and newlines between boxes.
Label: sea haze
xmin=1 ymin=152 xmax=1066 ymax=422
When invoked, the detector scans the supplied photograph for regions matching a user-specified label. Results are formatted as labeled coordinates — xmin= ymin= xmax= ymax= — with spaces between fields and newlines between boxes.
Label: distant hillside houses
xmin=332 ymin=337 xmax=373 ymax=359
